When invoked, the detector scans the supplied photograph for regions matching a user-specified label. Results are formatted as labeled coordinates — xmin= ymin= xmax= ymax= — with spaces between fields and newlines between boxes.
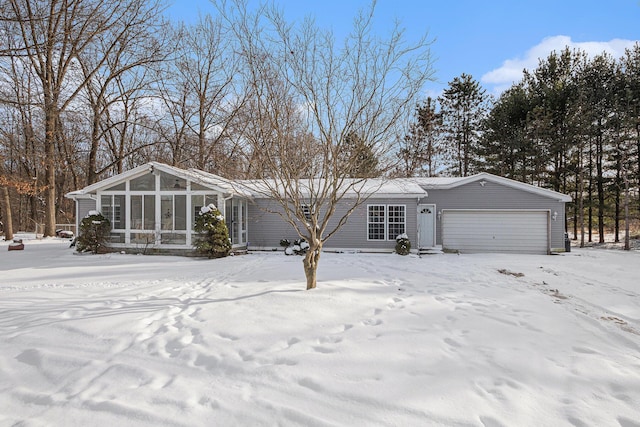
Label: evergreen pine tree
xmin=439 ymin=73 xmax=488 ymax=176
xmin=76 ymin=212 xmax=111 ymax=254
xmin=193 ymin=204 xmax=232 ymax=258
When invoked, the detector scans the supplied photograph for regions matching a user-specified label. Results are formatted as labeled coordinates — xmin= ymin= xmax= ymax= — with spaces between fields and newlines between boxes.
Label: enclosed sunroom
xmin=66 ymin=162 xmax=250 ymax=253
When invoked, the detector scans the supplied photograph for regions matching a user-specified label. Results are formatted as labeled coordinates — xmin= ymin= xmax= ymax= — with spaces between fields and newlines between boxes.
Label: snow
xmin=1 ymin=239 xmax=639 ymax=426
xmin=199 ymin=204 xmax=217 ymax=215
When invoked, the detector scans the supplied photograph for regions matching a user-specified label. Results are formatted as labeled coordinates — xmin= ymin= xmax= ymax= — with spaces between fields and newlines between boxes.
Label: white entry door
xmin=417 ymin=204 xmax=436 ymax=248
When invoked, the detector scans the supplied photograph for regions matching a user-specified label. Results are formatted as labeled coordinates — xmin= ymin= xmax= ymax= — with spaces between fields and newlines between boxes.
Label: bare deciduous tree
xmin=0 ymin=0 xmax=167 ymax=235
xmin=155 ymin=17 xmax=244 ymax=174
xmin=79 ymin=2 xmax=167 ymax=184
xmin=220 ymin=0 xmax=435 ymax=289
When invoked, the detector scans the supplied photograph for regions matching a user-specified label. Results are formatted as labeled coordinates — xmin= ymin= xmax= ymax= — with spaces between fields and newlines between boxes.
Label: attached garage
xmin=441 ymin=209 xmax=550 ymax=255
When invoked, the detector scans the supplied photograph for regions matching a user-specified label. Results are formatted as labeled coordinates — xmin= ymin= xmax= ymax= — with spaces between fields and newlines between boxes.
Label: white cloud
xmin=481 ymin=35 xmax=639 ymax=94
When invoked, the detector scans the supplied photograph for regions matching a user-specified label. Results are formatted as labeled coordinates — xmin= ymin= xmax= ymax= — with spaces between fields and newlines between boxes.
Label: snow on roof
xmin=241 ymin=177 xmax=428 ymax=199
xmin=65 ymin=162 xmax=252 ymax=199
xmin=186 ymin=168 xmax=253 ymax=197
xmin=64 ymin=163 xmax=569 ymax=202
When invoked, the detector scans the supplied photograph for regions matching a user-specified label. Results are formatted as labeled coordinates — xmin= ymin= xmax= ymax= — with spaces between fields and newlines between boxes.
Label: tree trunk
xmin=578 ymin=150 xmax=585 ymax=248
xmin=596 ymin=134 xmax=604 ymax=243
xmin=624 ymin=179 xmax=630 ymax=251
xmin=588 ymin=141 xmax=593 ymax=242
xmin=303 ymin=243 xmax=322 ymax=290
xmin=636 ymin=120 xmax=640 ymax=214
xmin=614 ymin=165 xmax=620 ymax=243
xmin=87 ymin=104 xmax=101 ymax=185
xmin=44 ymin=104 xmax=57 ymax=237
xmin=1 ymin=186 xmax=14 ymax=241
xmin=572 ymin=184 xmax=578 ymax=240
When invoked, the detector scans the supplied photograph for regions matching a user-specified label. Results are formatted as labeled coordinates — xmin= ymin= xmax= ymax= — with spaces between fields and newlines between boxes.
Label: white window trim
xmin=367 ymin=204 xmax=406 ymax=241
xmin=301 ymin=203 xmax=313 ymax=222
xmin=99 ymin=194 xmax=125 ymax=231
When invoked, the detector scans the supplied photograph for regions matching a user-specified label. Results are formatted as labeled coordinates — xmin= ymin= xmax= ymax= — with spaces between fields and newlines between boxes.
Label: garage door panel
xmin=442 ymin=210 xmax=549 ymax=254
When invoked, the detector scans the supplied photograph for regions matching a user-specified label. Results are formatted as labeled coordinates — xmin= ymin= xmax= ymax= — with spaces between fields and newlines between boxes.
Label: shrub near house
xmin=76 ymin=211 xmax=111 ymax=254
xmin=193 ymin=204 xmax=231 ymax=258
xmin=395 ymin=234 xmax=411 ymax=255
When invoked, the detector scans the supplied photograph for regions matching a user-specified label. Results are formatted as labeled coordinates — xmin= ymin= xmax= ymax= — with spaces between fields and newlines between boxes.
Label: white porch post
xmin=124 ymin=181 xmax=131 ymax=244
xmin=217 ymin=194 xmax=225 ymax=218
xmin=186 ymin=185 xmax=192 ymax=246
xmin=155 ymin=173 xmax=161 ymax=245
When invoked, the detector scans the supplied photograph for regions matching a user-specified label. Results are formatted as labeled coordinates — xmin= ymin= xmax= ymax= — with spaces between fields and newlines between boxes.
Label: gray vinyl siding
xmin=77 ymin=198 xmax=97 ymax=234
xmin=247 ymin=197 xmax=418 ymax=252
xmin=420 ymin=180 xmax=567 ymax=249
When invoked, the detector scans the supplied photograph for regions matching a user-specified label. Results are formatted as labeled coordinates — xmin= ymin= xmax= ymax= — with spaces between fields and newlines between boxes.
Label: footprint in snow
xmin=362 ymin=318 xmax=382 ymax=326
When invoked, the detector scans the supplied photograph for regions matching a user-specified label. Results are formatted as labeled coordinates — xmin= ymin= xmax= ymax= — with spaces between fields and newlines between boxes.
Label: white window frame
xmin=367 ymin=204 xmax=406 ymax=241
xmin=100 ymin=194 xmax=125 ymax=230
xmin=387 ymin=205 xmax=406 ymax=240
xmin=367 ymin=204 xmax=386 ymax=241
xmin=301 ymin=203 xmax=312 ymax=222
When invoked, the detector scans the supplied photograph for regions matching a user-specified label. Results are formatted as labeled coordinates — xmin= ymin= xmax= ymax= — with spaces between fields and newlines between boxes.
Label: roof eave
xmin=437 ymin=172 xmax=572 ymax=202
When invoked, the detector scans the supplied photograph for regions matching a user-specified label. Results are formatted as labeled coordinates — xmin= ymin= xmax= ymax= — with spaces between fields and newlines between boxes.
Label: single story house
xmin=66 ymin=162 xmax=571 ymax=255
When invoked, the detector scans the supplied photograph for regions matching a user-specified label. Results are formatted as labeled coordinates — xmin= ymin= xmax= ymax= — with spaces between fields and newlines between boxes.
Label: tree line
xmin=398 ymin=46 xmax=640 ymax=248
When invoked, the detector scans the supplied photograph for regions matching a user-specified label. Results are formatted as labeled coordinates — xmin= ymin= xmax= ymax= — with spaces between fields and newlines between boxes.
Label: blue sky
xmin=166 ymin=0 xmax=640 ymax=96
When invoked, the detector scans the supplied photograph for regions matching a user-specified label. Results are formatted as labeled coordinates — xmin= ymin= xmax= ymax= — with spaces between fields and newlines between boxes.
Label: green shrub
xmin=280 ymin=238 xmax=291 ymax=248
xmin=76 ymin=211 xmax=111 ymax=254
xmin=193 ymin=204 xmax=231 ymax=258
xmin=395 ymin=233 xmax=411 ymax=255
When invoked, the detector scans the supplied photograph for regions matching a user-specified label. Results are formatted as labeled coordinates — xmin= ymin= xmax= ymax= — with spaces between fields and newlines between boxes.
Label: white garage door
xmin=442 ymin=209 xmax=550 ymax=254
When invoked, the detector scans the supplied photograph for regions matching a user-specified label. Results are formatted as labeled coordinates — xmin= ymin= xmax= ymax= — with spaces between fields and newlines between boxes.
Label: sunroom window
xmin=160 ymin=172 xmax=186 ymax=191
xmin=130 ymin=173 xmax=156 ymax=191
xmin=191 ymin=195 xmax=218 ymax=229
xmin=130 ymin=195 xmax=155 ymax=230
xmin=101 ymin=194 xmax=126 ymax=229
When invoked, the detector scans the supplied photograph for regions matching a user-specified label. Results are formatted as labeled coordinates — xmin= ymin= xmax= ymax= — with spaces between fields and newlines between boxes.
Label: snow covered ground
xmin=0 ymin=239 xmax=639 ymax=427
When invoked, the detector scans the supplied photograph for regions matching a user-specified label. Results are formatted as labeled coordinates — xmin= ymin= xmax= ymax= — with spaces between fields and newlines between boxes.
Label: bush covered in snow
xmin=395 ymin=233 xmax=411 ymax=255
xmin=76 ymin=212 xmax=111 ymax=254
xmin=280 ymin=239 xmax=290 ymax=248
xmin=193 ymin=204 xmax=231 ymax=258
xmin=282 ymin=238 xmax=310 ymax=255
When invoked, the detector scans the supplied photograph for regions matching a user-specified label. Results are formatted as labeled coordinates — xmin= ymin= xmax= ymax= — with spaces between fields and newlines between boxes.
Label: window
xmin=191 ymin=195 xmax=218 ymax=229
xmin=301 ymin=204 xmax=312 ymax=222
xmin=161 ymin=195 xmax=186 ymax=231
xmin=367 ymin=204 xmax=405 ymax=240
xmin=130 ymin=195 xmax=155 ymax=230
xmin=104 ymin=182 xmax=125 ymax=191
xmin=387 ymin=205 xmax=406 ymax=239
xmin=130 ymin=173 xmax=156 ymax=191
xmin=159 ymin=172 xmax=186 ymax=191
xmin=225 ymin=198 xmax=247 ymax=245
xmin=158 ymin=195 xmax=187 ymax=245
xmin=101 ymin=195 xmax=126 ymax=229
xmin=368 ymin=205 xmax=386 ymax=240
xmin=191 ymin=182 xmax=210 ymax=191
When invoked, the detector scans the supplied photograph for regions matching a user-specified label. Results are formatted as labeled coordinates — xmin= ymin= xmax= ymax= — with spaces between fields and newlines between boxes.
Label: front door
xmin=417 ymin=204 xmax=436 ymax=248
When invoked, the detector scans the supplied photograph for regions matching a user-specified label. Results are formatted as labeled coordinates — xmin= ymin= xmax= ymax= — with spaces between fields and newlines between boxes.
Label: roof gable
xmin=412 ymin=173 xmax=572 ymax=202
xmin=65 ymin=162 xmax=249 ymax=198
